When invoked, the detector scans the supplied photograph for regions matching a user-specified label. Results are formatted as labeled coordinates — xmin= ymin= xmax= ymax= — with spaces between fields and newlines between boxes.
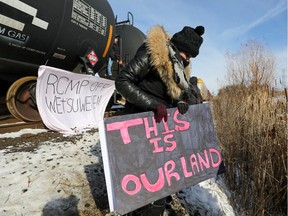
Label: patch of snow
xmin=177 ymin=177 xmax=236 ymax=216
xmin=0 ymin=130 xmax=105 ymax=216
xmin=0 ymin=129 xmax=48 ymax=138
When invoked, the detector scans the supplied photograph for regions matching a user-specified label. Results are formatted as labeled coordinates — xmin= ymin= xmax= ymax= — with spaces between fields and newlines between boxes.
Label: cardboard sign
xmin=36 ymin=66 xmax=115 ymax=133
xmin=99 ymin=103 xmax=222 ymax=215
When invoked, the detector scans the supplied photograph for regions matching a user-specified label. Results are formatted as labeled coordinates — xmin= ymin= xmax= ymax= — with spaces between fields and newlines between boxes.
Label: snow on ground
xmin=0 ymin=128 xmax=236 ymax=216
xmin=177 ymin=177 xmax=235 ymax=216
xmin=0 ymin=129 xmax=107 ymax=216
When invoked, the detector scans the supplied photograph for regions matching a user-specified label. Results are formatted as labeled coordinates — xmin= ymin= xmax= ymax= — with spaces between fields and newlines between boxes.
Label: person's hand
xmin=119 ymin=60 xmax=123 ymax=65
xmin=154 ymin=104 xmax=167 ymax=123
xmin=177 ymin=101 xmax=189 ymax=114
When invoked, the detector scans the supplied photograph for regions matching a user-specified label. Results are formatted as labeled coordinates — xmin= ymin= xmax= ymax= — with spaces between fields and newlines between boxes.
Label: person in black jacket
xmin=187 ymin=76 xmax=203 ymax=105
xmin=115 ymin=25 xmax=205 ymax=215
xmin=115 ymin=25 xmax=204 ymax=122
xmin=106 ymin=36 xmax=121 ymax=77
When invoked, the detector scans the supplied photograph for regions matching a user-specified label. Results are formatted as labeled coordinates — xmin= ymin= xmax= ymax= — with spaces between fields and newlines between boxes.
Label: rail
xmin=0 ymin=115 xmax=46 ymax=134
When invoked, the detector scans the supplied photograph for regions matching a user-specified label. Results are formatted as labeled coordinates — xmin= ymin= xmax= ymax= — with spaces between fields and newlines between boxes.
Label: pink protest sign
xmin=99 ymin=103 xmax=223 ymax=215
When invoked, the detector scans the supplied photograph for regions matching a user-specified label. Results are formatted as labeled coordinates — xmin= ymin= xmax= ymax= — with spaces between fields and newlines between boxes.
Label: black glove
xmin=177 ymin=101 xmax=189 ymax=114
xmin=154 ymin=104 xmax=168 ymax=123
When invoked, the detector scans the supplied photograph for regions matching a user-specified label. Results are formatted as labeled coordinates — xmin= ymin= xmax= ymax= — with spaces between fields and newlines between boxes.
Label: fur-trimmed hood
xmin=145 ymin=25 xmax=191 ymax=100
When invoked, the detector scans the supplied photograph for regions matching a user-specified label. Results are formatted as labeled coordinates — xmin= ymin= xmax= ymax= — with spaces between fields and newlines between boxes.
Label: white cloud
xmin=219 ymin=0 xmax=287 ymax=39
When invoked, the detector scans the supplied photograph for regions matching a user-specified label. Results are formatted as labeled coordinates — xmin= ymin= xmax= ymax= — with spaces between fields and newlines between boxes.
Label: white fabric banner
xmin=36 ymin=65 xmax=115 ymax=133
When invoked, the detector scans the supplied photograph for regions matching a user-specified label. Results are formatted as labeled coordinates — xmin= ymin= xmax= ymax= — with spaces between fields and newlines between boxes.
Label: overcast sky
xmin=108 ymin=0 xmax=287 ymax=94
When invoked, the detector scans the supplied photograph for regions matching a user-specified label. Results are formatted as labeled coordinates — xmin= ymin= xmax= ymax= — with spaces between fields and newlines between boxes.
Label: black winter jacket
xmin=109 ymin=44 xmax=120 ymax=61
xmin=187 ymin=77 xmax=203 ymax=105
xmin=115 ymin=25 xmax=191 ymax=114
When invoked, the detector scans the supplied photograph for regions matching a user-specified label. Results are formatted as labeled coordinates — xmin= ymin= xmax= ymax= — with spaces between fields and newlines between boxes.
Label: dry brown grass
xmin=212 ymin=85 xmax=287 ymax=215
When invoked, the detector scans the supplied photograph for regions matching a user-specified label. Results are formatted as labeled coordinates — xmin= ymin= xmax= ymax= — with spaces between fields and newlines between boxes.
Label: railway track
xmin=0 ymin=115 xmax=46 ymax=134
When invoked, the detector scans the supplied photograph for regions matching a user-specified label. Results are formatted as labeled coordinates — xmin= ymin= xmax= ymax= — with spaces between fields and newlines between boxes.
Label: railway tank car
xmin=0 ymin=0 xmax=116 ymax=80
xmin=0 ymin=0 xmax=146 ymax=121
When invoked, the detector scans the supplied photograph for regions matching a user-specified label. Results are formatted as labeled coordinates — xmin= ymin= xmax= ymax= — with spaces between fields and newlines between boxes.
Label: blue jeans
xmin=107 ymin=57 xmax=113 ymax=76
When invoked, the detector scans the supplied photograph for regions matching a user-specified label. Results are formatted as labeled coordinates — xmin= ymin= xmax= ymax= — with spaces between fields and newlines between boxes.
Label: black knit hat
xmin=171 ymin=26 xmax=205 ymax=58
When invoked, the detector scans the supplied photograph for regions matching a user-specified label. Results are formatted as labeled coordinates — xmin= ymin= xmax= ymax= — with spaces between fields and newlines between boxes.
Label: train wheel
xmin=6 ymin=76 xmax=41 ymax=122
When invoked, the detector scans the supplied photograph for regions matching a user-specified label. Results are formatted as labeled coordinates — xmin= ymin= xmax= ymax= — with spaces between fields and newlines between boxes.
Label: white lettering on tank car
xmin=0 ymin=14 xmax=24 ymax=31
xmin=0 ymin=0 xmax=49 ymax=30
xmin=71 ymin=0 xmax=107 ymax=36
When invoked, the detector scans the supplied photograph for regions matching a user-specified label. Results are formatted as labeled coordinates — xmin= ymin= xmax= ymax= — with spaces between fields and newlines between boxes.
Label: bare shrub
xmin=213 ymin=39 xmax=287 ymax=215
xmin=225 ymin=40 xmax=275 ymax=89
xmin=214 ymin=86 xmax=287 ymax=215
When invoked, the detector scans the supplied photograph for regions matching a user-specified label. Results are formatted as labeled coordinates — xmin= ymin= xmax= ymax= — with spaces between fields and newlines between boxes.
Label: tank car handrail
xmin=116 ymin=12 xmax=134 ymax=26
